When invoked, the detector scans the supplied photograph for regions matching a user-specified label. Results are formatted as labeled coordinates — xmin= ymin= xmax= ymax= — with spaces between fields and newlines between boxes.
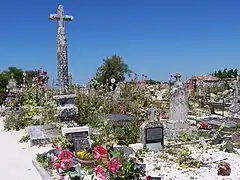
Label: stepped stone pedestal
xmin=54 ymin=94 xmax=78 ymax=122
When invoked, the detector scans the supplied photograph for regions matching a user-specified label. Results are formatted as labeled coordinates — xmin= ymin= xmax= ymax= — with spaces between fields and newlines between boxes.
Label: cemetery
xmin=1 ymin=4 xmax=240 ymax=180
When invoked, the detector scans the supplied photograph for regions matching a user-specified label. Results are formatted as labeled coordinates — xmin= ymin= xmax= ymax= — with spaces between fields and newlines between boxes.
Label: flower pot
xmin=79 ymin=159 xmax=95 ymax=167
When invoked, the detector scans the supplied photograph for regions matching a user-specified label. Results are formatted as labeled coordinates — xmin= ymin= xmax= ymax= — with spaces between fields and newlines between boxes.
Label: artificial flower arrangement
xmin=93 ymin=145 xmax=146 ymax=180
xmin=197 ymin=121 xmax=212 ymax=130
xmin=37 ymin=142 xmax=145 ymax=180
xmin=217 ymin=161 xmax=231 ymax=176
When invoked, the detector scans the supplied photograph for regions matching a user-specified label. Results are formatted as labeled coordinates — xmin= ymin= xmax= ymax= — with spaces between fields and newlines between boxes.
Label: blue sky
xmin=1 ymin=0 xmax=240 ymax=83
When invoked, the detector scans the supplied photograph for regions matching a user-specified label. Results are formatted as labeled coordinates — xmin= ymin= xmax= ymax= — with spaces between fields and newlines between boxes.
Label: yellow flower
xmin=77 ymin=151 xmax=86 ymax=159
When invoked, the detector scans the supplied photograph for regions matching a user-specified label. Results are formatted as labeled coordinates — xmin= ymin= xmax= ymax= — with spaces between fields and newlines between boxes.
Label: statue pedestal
xmin=54 ymin=94 xmax=78 ymax=123
xmin=165 ymin=120 xmax=196 ymax=139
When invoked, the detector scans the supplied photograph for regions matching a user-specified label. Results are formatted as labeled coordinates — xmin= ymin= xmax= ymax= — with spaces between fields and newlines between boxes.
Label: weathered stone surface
xmin=49 ymin=5 xmax=73 ymax=95
xmin=196 ymin=116 xmax=237 ymax=131
xmin=104 ymin=114 xmax=135 ymax=125
xmin=54 ymin=94 xmax=78 ymax=122
xmin=169 ymin=72 xmax=189 ymax=122
xmin=28 ymin=124 xmax=59 ymax=147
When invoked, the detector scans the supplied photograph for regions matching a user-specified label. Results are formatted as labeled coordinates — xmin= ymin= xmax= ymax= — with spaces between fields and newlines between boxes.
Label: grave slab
xmin=28 ymin=124 xmax=60 ymax=147
xmin=196 ymin=116 xmax=238 ymax=131
xmin=140 ymin=121 xmax=164 ymax=151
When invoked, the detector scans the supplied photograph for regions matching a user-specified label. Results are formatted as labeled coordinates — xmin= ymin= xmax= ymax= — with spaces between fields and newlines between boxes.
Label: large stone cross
xmin=49 ymin=5 xmax=73 ymax=94
xmin=174 ymin=72 xmax=181 ymax=82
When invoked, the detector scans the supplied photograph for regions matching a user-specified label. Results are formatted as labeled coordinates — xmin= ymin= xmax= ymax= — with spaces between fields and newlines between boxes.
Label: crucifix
xmin=49 ymin=5 xmax=73 ymax=94
xmin=174 ymin=72 xmax=181 ymax=82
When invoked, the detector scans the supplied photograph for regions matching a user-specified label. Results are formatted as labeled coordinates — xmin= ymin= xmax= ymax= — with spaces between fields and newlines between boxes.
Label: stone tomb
xmin=28 ymin=124 xmax=60 ymax=147
xmin=62 ymin=126 xmax=91 ymax=152
xmin=196 ymin=116 xmax=238 ymax=132
xmin=104 ymin=114 xmax=135 ymax=125
xmin=140 ymin=121 xmax=164 ymax=151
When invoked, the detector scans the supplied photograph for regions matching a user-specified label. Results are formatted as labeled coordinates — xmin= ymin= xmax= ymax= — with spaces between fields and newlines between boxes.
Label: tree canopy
xmin=95 ymin=55 xmax=132 ymax=85
xmin=213 ymin=68 xmax=238 ymax=79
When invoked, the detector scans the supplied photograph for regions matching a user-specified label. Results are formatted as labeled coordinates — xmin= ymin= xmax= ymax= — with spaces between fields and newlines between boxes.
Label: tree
xmin=95 ymin=55 xmax=132 ymax=85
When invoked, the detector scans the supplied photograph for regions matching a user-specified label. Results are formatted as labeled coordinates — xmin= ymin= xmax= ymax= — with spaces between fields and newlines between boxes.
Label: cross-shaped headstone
xmin=174 ymin=72 xmax=181 ymax=81
xmin=229 ymin=80 xmax=240 ymax=114
xmin=49 ymin=5 xmax=73 ymax=94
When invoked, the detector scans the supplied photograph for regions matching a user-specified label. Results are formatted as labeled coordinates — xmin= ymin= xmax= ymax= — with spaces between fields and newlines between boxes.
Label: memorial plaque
xmin=62 ymin=127 xmax=91 ymax=152
xmin=140 ymin=121 xmax=164 ymax=150
xmin=66 ymin=131 xmax=90 ymax=152
xmin=146 ymin=127 xmax=163 ymax=144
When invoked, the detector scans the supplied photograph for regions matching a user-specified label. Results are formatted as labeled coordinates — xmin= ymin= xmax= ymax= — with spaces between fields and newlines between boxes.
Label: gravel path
xmin=0 ymin=117 xmax=50 ymax=180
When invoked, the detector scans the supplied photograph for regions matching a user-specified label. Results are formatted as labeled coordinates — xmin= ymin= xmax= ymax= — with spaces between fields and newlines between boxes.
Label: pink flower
xmin=224 ymin=162 xmax=230 ymax=169
xmin=56 ymin=145 xmax=62 ymax=150
xmin=107 ymin=158 xmax=121 ymax=173
xmin=58 ymin=150 xmax=73 ymax=161
xmin=60 ymin=159 xmax=73 ymax=170
xmin=52 ymin=156 xmax=61 ymax=169
xmin=95 ymin=165 xmax=107 ymax=180
xmin=43 ymin=71 xmax=47 ymax=76
xmin=94 ymin=146 xmax=107 ymax=161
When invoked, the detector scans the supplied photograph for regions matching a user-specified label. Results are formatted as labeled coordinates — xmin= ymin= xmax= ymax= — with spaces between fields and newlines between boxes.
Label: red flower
xmin=94 ymin=146 xmax=107 ymax=161
xmin=58 ymin=150 xmax=73 ymax=162
xmin=95 ymin=165 xmax=107 ymax=180
xmin=224 ymin=162 xmax=230 ymax=169
xmin=146 ymin=176 xmax=151 ymax=180
xmin=52 ymin=156 xmax=61 ymax=169
xmin=198 ymin=121 xmax=209 ymax=129
xmin=107 ymin=158 xmax=121 ymax=173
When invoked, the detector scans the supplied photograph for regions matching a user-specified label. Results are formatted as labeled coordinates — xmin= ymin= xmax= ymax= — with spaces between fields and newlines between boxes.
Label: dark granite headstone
xmin=105 ymin=114 xmax=135 ymax=125
xmin=140 ymin=121 xmax=164 ymax=151
xmin=28 ymin=124 xmax=60 ymax=147
xmin=62 ymin=127 xmax=91 ymax=152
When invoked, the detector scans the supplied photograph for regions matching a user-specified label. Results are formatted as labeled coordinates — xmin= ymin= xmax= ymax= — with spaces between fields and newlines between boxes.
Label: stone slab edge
xmin=32 ymin=157 xmax=52 ymax=180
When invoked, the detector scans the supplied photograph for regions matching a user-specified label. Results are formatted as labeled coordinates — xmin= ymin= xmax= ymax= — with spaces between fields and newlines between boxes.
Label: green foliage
xmin=177 ymin=147 xmax=200 ymax=168
xmin=214 ymin=68 xmax=238 ymax=79
xmin=51 ymin=136 xmax=72 ymax=149
xmin=4 ymin=86 xmax=58 ymax=130
xmin=95 ymin=55 xmax=132 ymax=85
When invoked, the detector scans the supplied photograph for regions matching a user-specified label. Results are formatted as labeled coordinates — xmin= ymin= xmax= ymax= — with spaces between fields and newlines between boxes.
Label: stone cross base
xmin=54 ymin=94 xmax=78 ymax=122
xmin=165 ymin=120 xmax=197 ymax=139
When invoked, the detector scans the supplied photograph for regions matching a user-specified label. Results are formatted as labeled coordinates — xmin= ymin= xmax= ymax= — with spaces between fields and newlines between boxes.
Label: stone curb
xmin=32 ymin=157 xmax=52 ymax=180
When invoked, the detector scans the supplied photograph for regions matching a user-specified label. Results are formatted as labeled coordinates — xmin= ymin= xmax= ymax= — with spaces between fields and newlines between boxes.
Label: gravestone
xmin=49 ymin=5 xmax=78 ymax=123
xmin=62 ymin=126 xmax=91 ymax=152
xmin=140 ymin=121 xmax=164 ymax=151
xmin=228 ymin=80 xmax=240 ymax=115
xmin=165 ymin=73 xmax=192 ymax=138
xmin=104 ymin=114 xmax=135 ymax=125
xmin=28 ymin=124 xmax=60 ymax=147
xmin=196 ymin=116 xmax=237 ymax=132
xmin=148 ymin=108 xmax=157 ymax=121
xmin=169 ymin=72 xmax=188 ymax=121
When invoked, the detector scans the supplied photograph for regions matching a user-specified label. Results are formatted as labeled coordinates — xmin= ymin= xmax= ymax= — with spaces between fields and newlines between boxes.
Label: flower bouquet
xmin=93 ymin=145 xmax=145 ymax=180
